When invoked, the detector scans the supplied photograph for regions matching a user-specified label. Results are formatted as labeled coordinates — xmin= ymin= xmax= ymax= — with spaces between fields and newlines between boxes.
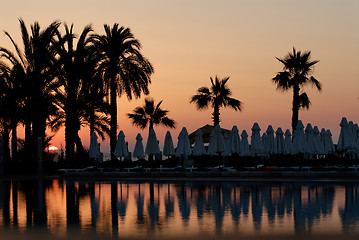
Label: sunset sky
xmin=1 ymin=0 xmax=358 ymax=152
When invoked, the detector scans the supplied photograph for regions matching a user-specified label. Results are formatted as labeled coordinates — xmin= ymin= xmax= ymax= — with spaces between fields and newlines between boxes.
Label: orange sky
xmin=1 ymin=0 xmax=358 ymax=152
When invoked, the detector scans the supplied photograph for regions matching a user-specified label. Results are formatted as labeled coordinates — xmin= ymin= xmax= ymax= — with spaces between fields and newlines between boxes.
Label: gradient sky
xmin=1 ymin=0 xmax=358 ymax=152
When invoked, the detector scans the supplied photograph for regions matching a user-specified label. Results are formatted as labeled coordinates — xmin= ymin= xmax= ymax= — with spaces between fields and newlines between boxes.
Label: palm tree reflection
xmin=0 ymin=180 xmax=358 ymax=237
xmin=165 ymin=183 xmax=174 ymax=218
xmin=111 ymin=182 xmax=118 ymax=237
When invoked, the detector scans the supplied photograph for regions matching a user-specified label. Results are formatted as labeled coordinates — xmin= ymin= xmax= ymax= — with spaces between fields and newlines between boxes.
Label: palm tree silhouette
xmin=0 ymin=19 xmax=60 ymax=164
xmin=190 ymin=76 xmax=242 ymax=126
xmin=0 ymin=62 xmax=24 ymax=162
xmin=127 ymin=98 xmax=175 ymax=130
xmin=272 ymin=47 xmax=321 ymax=132
xmin=91 ymin=24 xmax=154 ymax=161
xmin=50 ymin=23 xmax=110 ymax=161
xmin=0 ymin=62 xmax=12 ymax=162
xmin=51 ymin=23 xmax=92 ymax=161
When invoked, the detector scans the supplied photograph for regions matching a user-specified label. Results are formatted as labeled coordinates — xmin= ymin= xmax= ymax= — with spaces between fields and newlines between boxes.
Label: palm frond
xmin=309 ymin=76 xmax=322 ymax=91
xmin=272 ymin=71 xmax=291 ymax=90
xmin=299 ymin=92 xmax=310 ymax=109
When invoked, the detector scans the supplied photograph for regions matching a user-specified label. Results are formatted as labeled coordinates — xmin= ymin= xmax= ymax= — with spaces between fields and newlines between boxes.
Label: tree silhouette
xmin=0 ymin=62 xmax=12 ymax=162
xmin=51 ymin=23 xmax=93 ymax=161
xmin=50 ymin=23 xmax=110 ymax=161
xmin=127 ymin=98 xmax=175 ymax=130
xmin=91 ymin=24 xmax=153 ymax=161
xmin=272 ymin=47 xmax=321 ymax=132
xmin=190 ymin=76 xmax=242 ymax=126
xmin=0 ymin=19 xmax=60 ymax=164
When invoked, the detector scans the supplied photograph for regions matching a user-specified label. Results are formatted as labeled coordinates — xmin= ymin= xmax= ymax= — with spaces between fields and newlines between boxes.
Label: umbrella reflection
xmin=340 ymin=185 xmax=359 ymax=232
xmin=177 ymin=184 xmax=191 ymax=225
xmin=0 ymin=180 xmax=358 ymax=238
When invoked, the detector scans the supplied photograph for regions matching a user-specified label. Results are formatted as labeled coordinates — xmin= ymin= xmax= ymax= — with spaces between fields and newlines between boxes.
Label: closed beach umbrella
xmin=89 ymin=132 xmax=100 ymax=159
xmin=354 ymin=124 xmax=359 ymax=148
xmin=354 ymin=124 xmax=359 ymax=154
xmin=313 ymin=126 xmax=324 ymax=154
xmin=320 ymin=128 xmax=329 ymax=154
xmin=193 ymin=129 xmax=206 ymax=156
xmin=327 ymin=129 xmax=335 ymax=153
xmin=261 ymin=132 xmax=268 ymax=157
xmin=292 ymin=120 xmax=306 ymax=154
xmin=163 ymin=131 xmax=175 ymax=157
xmin=214 ymin=125 xmax=225 ymax=155
xmin=337 ymin=117 xmax=351 ymax=152
xmin=348 ymin=121 xmax=359 ymax=153
xmin=355 ymin=124 xmax=359 ymax=143
xmin=176 ymin=127 xmax=192 ymax=157
xmin=207 ymin=131 xmax=215 ymax=155
xmin=207 ymin=125 xmax=225 ymax=156
xmin=133 ymin=133 xmax=145 ymax=159
xmin=145 ymin=128 xmax=160 ymax=155
xmin=265 ymin=125 xmax=276 ymax=155
xmin=240 ymin=130 xmax=250 ymax=156
xmin=284 ymin=129 xmax=293 ymax=155
xmin=250 ymin=122 xmax=262 ymax=156
xmin=305 ymin=123 xmax=315 ymax=154
xmin=229 ymin=126 xmax=241 ymax=154
xmin=223 ymin=133 xmax=231 ymax=157
xmin=275 ymin=127 xmax=285 ymax=154
xmin=114 ymin=131 xmax=129 ymax=158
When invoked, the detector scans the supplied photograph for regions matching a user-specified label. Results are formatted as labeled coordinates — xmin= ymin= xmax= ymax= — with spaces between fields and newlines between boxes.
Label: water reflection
xmin=1 ymin=179 xmax=359 ymax=238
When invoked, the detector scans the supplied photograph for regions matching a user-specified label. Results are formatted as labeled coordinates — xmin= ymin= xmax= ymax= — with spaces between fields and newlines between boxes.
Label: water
xmin=0 ymin=179 xmax=359 ymax=239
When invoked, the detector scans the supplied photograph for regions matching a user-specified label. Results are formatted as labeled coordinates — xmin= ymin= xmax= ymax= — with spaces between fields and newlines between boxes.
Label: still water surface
xmin=0 ymin=179 xmax=359 ymax=239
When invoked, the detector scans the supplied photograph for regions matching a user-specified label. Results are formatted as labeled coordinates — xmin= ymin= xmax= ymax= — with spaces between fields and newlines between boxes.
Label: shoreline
xmin=2 ymin=170 xmax=359 ymax=182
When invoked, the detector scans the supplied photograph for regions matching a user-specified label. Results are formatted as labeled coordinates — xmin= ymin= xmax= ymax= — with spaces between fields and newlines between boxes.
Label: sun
xmin=48 ymin=145 xmax=59 ymax=151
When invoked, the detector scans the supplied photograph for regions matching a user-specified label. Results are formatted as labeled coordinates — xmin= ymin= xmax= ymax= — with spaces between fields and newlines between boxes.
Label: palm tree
xmin=0 ymin=61 xmax=24 ymax=163
xmin=0 ymin=19 xmax=60 ymax=164
xmin=127 ymin=98 xmax=175 ymax=130
xmin=49 ymin=24 xmax=111 ymax=162
xmin=91 ymin=23 xmax=154 ymax=161
xmin=272 ymin=47 xmax=321 ymax=133
xmin=52 ymin=24 xmax=93 ymax=161
xmin=0 ymin=62 xmax=12 ymax=162
xmin=190 ymin=76 xmax=242 ymax=126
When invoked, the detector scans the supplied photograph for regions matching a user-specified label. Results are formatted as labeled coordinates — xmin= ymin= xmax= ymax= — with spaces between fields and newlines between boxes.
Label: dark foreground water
xmin=0 ymin=179 xmax=359 ymax=239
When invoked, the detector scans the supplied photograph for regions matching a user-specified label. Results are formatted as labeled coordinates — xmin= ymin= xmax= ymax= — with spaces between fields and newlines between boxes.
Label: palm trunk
xmin=89 ymin=103 xmax=95 ymax=134
xmin=110 ymin=75 xmax=117 ymax=161
xmin=148 ymin=126 xmax=154 ymax=164
xmin=292 ymin=85 xmax=300 ymax=133
xmin=3 ymin=122 xmax=10 ymax=163
xmin=11 ymin=122 xmax=17 ymax=163
xmin=65 ymin=84 xmax=77 ymax=162
xmin=24 ymin=119 xmax=32 ymax=164
xmin=32 ymin=100 xmax=46 ymax=163
xmin=74 ymin=133 xmax=85 ymax=154
xmin=212 ymin=103 xmax=220 ymax=126
xmin=65 ymin=110 xmax=75 ymax=163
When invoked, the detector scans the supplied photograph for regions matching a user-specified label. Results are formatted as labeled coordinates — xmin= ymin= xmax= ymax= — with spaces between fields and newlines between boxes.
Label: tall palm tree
xmin=0 ymin=19 xmax=60 ymax=163
xmin=190 ymin=76 xmax=242 ymax=126
xmin=91 ymin=23 xmax=154 ymax=160
xmin=52 ymin=24 xmax=93 ymax=161
xmin=272 ymin=47 xmax=321 ymax=133
xmin=0 ymin=62 xmax=12 ymax=162
xmin=127 ymin=98 xmax=175 ymax=130
xmin=50 ymin=24 xmax=111 ymax=161
xmin=0 ymin=62 xmax=24 ymax=163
